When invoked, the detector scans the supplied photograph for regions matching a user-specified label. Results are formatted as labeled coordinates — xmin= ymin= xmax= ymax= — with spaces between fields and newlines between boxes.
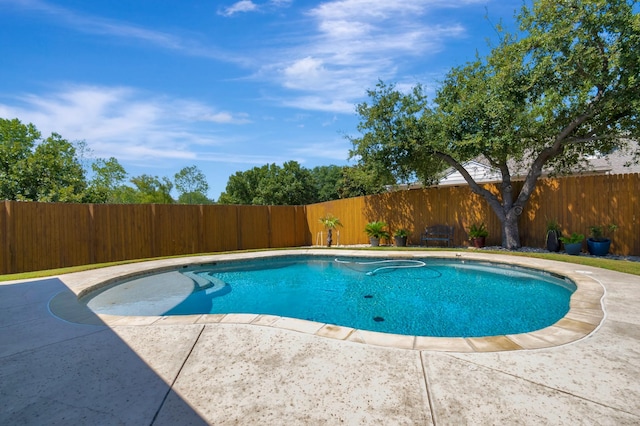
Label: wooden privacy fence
xmin=307 ymin=173 xmax=640 ymax=255
xmin=0 ymin=203 xmax=307 ymax=274
xmin=1 ymin=173 xmax=638 ymax=274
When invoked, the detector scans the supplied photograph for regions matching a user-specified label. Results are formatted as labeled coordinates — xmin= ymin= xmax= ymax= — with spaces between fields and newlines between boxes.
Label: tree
xmin=218 ymin=165 xmax=266 ymax=204
xmin=350 ymin=0 xmax=640 ymax=249
xmin=219 ymin=161 xmax=316 ymax=205
xmin=178 ymin=191 xmax=213 ymax=204
xmin=21 ymin=132 xmax=87 ymax=202
xmin=86 ymin=157 xmax=128 ymax=203
xmin=174 ymin=165 xmax=210 ymax=204
xmin=0 ymin=118 xmax=40 ymax=200
xmin=1 ymin=119 xmax=90 ymax=202
xmin=129 ymin=174 xmax=174 ymax=204
xmin=255 ymin=161 xmax=316 ymax=205
xmin=310 ymin=165 xmax=343 ymax=202
xmin=338 ymin=165 xmax=391 ymax=198
xmin=319 ymin=214 xmax=343 ymax=247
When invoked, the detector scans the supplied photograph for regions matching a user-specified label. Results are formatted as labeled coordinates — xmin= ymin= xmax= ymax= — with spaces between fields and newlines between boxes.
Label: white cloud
xmin=0 ymin=85 xmax=252 ymax=164
xmin=252 ymin=0 xmax=477 ymax=113
xmin=4 ymin=0 xmax=483 ymax=118
xmin=218 ymin=0 xmax=293 ymax=16
xmin=6 ymin=0 xmax=246 ymax=64
xmin=279 ymin=96 xmax=355 ymax=114
xmin=219 ymin=1 xmax=259 ymax=17
xmin=282 ymin=57 xmax=329 ymax=89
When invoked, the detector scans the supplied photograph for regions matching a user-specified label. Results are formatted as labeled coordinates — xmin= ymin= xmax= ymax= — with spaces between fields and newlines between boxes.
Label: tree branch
xmin=432 ymin=151 xmax=506 ymax=219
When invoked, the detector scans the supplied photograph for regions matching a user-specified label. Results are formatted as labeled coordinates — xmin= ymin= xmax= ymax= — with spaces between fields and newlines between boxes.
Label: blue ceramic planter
xmin=587 ymin=238 xmax=611 ymax=256
xmin=564 ymin=242 xmax=582 ymax=255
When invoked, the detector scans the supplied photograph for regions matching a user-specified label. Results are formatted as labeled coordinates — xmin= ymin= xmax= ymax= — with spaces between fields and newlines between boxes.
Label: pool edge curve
xmin=53 ymin=249 xmax=606 ymax=353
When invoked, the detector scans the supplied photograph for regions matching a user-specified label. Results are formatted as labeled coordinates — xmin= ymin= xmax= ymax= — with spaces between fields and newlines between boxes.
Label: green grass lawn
xmin=1 ymin=247 xmax=639 ymax=282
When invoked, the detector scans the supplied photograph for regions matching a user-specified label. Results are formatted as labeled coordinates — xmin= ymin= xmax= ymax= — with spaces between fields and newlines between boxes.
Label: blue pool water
xmin=84 ymin=256 xmax=575 ymax=337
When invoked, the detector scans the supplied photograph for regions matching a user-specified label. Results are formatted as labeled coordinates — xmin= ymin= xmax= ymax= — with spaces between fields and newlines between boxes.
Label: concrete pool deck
xmin=1 ymin=249 xmax=640 ymax=424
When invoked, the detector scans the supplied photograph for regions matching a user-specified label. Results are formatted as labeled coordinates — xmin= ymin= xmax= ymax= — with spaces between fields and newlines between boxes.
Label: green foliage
xmin=1 ymin=118 xmax=210 ymax=205
xmin=129 ymin=174 xmax=174 ymax=204
xmin=364 ymin=221 xmax=390 ymax=239
xmin=319 ymin=214 xmax=343 ymax=230
xmin=23 ymin=133 xmax=88 ymax=202
xmin=546 ymin=219 xmax=561 ymax=233
xmin=349 ymin=82 xmax=448 ymax=186
xmin=559 ymin=232 xmax=585 ymax=244
xmin=338 ymin=165 xmax=390 ymax=198
xmin=85 ymin=157 xmax=128 ymax=203
xmin=349 ymin=0 xmax=640 ymax=249
xmin=218 ymin=166 xmax=263 ymax=204
xmin=588 ymin=224 xmax=618 ymax=241
xmin=0 ymin=120 xmax=88 ymax=202
xmin=393 ymin=228 xmax=409 ymax=238
xmin=218 ymin=162 xmax=392 ymax=205
xmin=310 ymin=165 xmax=343 ymax=202
xmin=255 ymin=161 xmax=316 ymax=205
xmin=178 ymin=191 xmax=213 ymax=205
xmin=174 ymin=166 xmax=209 ymax=204
xmin=219 ymin=161 xmax=322 ymax=205
xmin=468 ymin=222 xmax=489 ymax=239
xmin=0 ymin=118 xmax=40 ymax=200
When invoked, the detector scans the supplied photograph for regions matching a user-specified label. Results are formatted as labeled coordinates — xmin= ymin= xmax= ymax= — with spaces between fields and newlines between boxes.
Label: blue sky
xmin=0 ymin=0 xmax=524 ymax=200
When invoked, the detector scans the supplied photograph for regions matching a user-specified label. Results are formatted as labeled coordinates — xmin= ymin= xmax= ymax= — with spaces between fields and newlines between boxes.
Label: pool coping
xmin=53 ymin=249 xmax=606 ymax=353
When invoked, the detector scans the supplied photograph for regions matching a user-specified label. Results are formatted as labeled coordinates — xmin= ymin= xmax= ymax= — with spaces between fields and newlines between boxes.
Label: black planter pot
xmin=587 ymin=238 xmax=611 ymax=256
xmin=546 ymin=230 xmax=561 ymax=252
xmin=394 ymin=236 xmax=407 ymax=247
xmin=369 ymin=237 xmax=380 ymax=247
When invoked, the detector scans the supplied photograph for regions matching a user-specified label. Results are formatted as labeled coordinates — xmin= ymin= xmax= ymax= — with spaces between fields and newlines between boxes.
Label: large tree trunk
xmin=502 ymin=210 xmax=521 ymax=249
xmin=484 ymin=199 xmax=523 ymax=250
xmin=435 ymin=153 xmax=532 ymax=250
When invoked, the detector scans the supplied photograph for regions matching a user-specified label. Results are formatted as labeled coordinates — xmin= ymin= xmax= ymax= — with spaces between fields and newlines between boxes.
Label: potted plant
xmin=559 ymin=232 xmax=584 ymax=255
xmin=545 ymin=219 xmax=562 ymax=252
xmin=393 ymin=229 xmax=409 ymax=247
xmin=364 ymin=221 xmax=390 ymax=247
xmin=319 ymin=214 xmax=342 ymax=247
xmin=587 ymin=224 xmax=618 ymax=256
xmin=468 ymin=222 xmax=488 ymax=248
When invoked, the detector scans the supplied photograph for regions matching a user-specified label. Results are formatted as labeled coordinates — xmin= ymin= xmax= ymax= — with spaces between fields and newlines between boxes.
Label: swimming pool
xmin=82 ymin=255 xmax=576 ymax=338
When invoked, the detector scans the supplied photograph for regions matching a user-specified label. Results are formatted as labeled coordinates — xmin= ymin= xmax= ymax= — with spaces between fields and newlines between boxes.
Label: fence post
xmin=236 ymin=205 xmax=242 ymax=251
xmin=88 ymin=204 xmax=96 ymax=265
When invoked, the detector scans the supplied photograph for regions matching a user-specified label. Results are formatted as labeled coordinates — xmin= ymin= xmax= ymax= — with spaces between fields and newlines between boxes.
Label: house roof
xmin=438 ymin=160 xmax=501 ymax=187
xmin=386 ymin=140 xmax=640 ymax=191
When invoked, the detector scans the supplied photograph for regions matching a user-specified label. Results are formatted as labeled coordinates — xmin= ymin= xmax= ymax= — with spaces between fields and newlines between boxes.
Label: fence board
xmin=201 ymin=205 xmax=238 ymax=253
xmin=0 ymin=202 xmax=7 ymax=274
xmin=237 ymin=205 xmax=270 ymax=250
xmin=6 ymin=202 xmax=92 ymax=272
xmin=153 ymin=204 xmax=202 ymax=257
xmin=92 ymin=204 xmax=152 ymax=262
xmin=270 ymin=205 xmax=302 ymax=248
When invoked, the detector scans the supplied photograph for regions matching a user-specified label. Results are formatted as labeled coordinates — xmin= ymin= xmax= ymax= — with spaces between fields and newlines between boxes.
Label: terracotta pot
xmin=471 ymin=237 xmax=486 ymax=248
